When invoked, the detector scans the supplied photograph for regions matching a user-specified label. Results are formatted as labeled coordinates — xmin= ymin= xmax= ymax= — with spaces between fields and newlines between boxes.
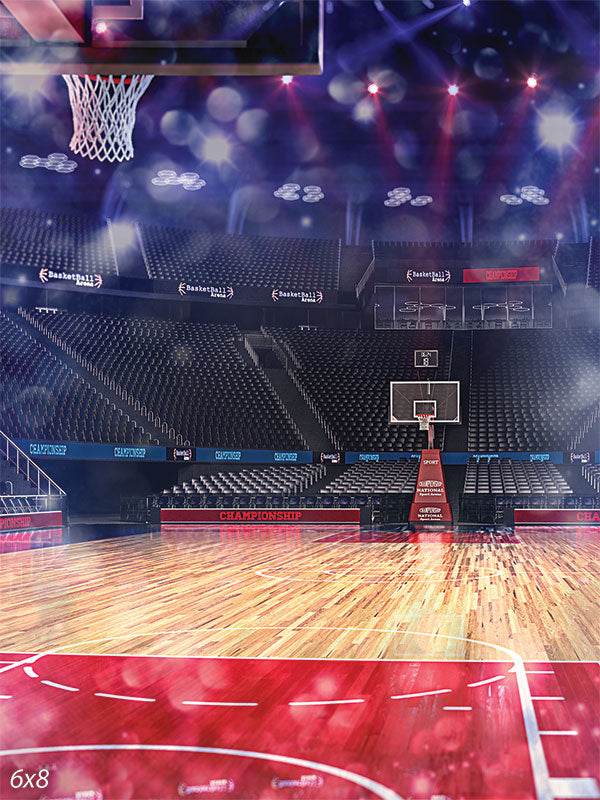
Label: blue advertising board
xmin=16 ymin=441 xmax=167 ymax=462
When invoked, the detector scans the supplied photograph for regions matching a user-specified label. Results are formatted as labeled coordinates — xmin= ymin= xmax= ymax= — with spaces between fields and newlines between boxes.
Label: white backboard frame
xmin=390 ymin=380 xmax=460 ymax=424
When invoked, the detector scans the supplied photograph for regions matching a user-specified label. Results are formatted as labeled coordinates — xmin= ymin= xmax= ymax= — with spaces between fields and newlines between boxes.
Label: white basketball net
xmin=417 ymin=414 xmax=434 ymax=431
xmin=62 ymin=74 xmax=153 ymax=162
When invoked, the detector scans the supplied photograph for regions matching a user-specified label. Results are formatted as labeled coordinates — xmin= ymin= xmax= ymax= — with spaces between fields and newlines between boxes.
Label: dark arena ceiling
xmin=0 ymin=0 xmax=598 ymax=244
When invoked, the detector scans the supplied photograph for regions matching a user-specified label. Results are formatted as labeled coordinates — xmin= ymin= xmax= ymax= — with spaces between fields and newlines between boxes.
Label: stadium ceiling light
xmin=527 ymin=74 xmax=538 ymax=89
xmin=499 ymin=185 xmax=549 ymax=206
xmin=462 ymin=0 xmax=471 ymax=6
xmin=274 ymin=183 xmax=325 ymax=203
xmin=281 ymin=75 xmax=293 ymax=85
xmin=447 ymin=84 xmax=459 ymax=96
xmin=537 ymin=109 xmax=577 ymax=152
xmin=367 ymin=83 xmax=379 ymax=95
xmin=384 ymin=187 xmax=433 ymax=207
xmin=95 ymin=21 xmax=108 ymax=34
xmin=202 ymin=134 xmax=231 ymax=165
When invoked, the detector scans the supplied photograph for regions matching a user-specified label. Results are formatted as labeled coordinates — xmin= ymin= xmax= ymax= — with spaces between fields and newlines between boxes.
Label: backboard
xmin=390 ymin=381 xmax=460 ymax=424
xmin=0 ymin=0 xmax=323 ymax=75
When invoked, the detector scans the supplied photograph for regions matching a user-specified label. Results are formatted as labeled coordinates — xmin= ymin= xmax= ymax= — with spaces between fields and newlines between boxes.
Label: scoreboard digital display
xmin=463 ymin=267 xmax=540 ymax=283
xmin=414 ymin=350 xmax=439 ymax=368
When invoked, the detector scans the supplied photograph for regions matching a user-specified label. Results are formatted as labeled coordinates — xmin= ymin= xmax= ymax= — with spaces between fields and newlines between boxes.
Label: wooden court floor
xmin=1 ymin=524 xmax=599 ymax=800
xmin=1 ymin=524 xmax=598 ymax=662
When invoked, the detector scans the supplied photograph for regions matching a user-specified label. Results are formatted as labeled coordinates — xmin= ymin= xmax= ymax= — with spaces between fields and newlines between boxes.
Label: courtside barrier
xmin=0 ymin=510 xmax=63 ymax=531
xmin=514 ymin=509 xmax=600 ymax=525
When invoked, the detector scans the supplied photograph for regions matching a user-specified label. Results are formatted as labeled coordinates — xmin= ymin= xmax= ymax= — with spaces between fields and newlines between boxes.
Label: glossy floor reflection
xmin=1 ymin=522 xmax=599 ymax=799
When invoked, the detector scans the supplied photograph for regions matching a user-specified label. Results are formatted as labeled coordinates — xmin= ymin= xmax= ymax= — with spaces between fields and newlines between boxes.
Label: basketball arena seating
xmin=554 ymin=239 xmax=596 ymax=286
xmin=460 ymin=457 xmax=587 ymax=523
xmin=319 ymin=461 xmax=419 ymax=495
xmin=0 ymin=312 xmax=147 ymax=443
xmin=372 ymin=238 xmax=554 ymax=264
xmin=463 ymin=457 xmax=573 ymax=495
xmin=137 ymin=225 xmax=341 ymax=290
xmin=26 ymin=310 xmax=305 ymax=449
xmin=582 ymin=464 xmax=600 ymax=493
xmin=468 ymin=329 xmax=599 ymax=452
xmin=153 ymin=465 xmax=325 ymax=508
xmin=265 ymin=327 xmax=450 ymax=451
xmin=587 ymin=237 xmax=600 ymax=290
xmin=0 ymin=207 xmax=116 ymax=275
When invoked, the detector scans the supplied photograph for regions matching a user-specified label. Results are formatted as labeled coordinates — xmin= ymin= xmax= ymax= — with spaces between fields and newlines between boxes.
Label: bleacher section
xmin=26 ymin=310 xmax=306 ymax=450
xmin=137 ymin=225 xmax=340 ymax=290
xmin=582 ymin=464 xmax=600 ymax=493
xmin=587 ymin=237 xmax=600 ymax=290
xmin=463 ymin=458 xmax=573 ymax=495
xmin=0 ymin=207 xmax=116 ymax=275
xmin=468 ymin=330 xmax=599 ymax=452
xmin=0 ymin=312 xmax=147 ymax=444
xmin=459 ymin=458 xmax=597 ymax=524
xmin=154 ymin=465 xmax=325 ymax=508
xmin=266 ymin=328 xmax=451 ymax=451
xmin=319 ymin=461 xmax=418 ymax=495
xmin=554 ymin=241 xmax=592 ymax=285
xmin=373 ymin=238 xmax=554 ymax=263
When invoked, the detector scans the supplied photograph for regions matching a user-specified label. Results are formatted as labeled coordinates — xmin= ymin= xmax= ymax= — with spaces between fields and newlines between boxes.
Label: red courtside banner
xmin=463 ymin=267 xmax=540 ymax=283
xmin=0 ymin=510 xmax=62 ymax=531
xmin=161 ymin=508 xmax=361 ymax=524
xmin=515 ymin=509 xmax=600 ymax=525
xmin=409 ymin=449 xmax=452 ymax=524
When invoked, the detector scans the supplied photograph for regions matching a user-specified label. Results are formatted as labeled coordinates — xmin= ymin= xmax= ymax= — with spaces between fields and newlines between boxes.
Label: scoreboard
xmin=414 ymin=350 xmax=438 ymax=368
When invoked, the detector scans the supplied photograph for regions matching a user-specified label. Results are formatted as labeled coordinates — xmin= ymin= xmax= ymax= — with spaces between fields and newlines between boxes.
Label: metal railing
xmin=1 ymin=430 xmax=65 ymax=497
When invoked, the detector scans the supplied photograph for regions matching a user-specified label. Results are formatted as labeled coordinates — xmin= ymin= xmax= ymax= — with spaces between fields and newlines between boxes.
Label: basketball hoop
xmin=417 ymin=413 xmax=434 ymax=431
xmin=417 ymin=413 xmax=435 ymax=448
xmin=62 ymin=74 xmax=154 ymax=162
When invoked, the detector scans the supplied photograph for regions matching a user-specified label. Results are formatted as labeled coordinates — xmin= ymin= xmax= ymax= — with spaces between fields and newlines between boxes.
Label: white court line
xmin=289 ymin=698 xmax=365 ymax=707
xmin=41 ymin=680 xmax=79 ymax=692
xmin=95 ymin=692 xmax=155 ymax=703
xmin=525 ymin=670 xmax=554 ymax=674
xmin=443 ymin=706 xmax=472 ymax=711
xmin=0 ymin=744 xmax=403 ymax=800
xmin=0 ymin=625 xmax=556 ymax=800
xmin=23 ymin=665 xmax=38 ymax=678
xmin=391 ymin=688 xmax=451 ymax=699
xmin=182 ymin=701 xmax=257 ymax=707
xmin=531 ymin=696 xmax=564 ymax=701
xmin=1 ymin=650 xmax=597 ymax=664
xmin=539 ymin=730 xmax=578 ymax=736
xmin=467 ymin=675 xmax=505 ymax=687
xmin=548 ymin=777 xmax=600 ymax=799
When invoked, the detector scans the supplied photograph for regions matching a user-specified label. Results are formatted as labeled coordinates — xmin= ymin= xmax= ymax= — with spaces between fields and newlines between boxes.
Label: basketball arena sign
xmin=515 ymin=509 xmax=600 ymax=525
xmin=177 ymin=282 xmax=234 ymax=300
xmin=160 ymin=508 xmax=361 ymax=524
xmin=39 ymin=268 xmax=102 ymax=289
xmin=406 ymin=269 xmax=451 ymax=284
xmin=271 ymin=289 xmax=323 ymax=303
xmin=0 ymin=511 xmax=62 ymax=531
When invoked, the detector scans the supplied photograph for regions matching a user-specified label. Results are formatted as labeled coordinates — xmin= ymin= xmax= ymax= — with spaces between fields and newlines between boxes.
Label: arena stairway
xmin=0 ymin=458 xmax=37 ymax=496
xmin=240 ymin=334 xmax=333 ymax=452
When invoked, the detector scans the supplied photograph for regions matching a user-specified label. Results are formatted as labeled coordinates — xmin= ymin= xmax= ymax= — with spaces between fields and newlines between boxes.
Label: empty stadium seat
xmin=137 ymin=224 xmax=341 ymax=291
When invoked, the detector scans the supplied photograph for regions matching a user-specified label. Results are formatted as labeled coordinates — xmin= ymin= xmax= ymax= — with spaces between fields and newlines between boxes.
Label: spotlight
xmin=202 ymin=134 xmax=231 ymax=165
xmin=462 ymin=0 xmax=471 ymax=6
xmin=367 ymin=83 xmax=379 ymax=95
xmin=537 ymin=110 xmax=577 ymax=152
xmin=527 ymin=74 xmax=538 ymax=89
xmin=281 ymin=75 xmax=293 ymax=85
xmin=95 ymin=20 xmax=108 ymax=34
xmin=447 ymin=83 xmax=459 ymax=96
